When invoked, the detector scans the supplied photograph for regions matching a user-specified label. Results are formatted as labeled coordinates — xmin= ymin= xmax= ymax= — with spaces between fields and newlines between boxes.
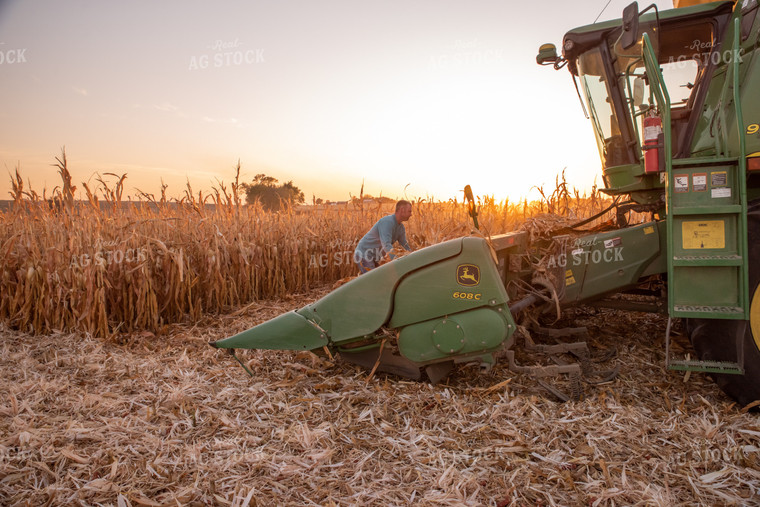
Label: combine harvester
xmin=213 ymin=0 xmax=760 ymax=405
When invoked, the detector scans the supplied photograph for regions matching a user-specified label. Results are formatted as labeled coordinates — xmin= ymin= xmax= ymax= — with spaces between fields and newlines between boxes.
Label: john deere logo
xmin=456 ymin=264 xmax=480 ymax=286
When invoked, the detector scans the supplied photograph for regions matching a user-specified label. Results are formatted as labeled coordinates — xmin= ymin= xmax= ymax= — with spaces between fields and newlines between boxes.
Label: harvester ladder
xmin=643 ymin=20 xmax=749 ymax=374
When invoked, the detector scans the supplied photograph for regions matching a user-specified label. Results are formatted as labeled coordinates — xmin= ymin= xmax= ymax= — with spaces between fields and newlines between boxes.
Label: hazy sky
xmin=0 ymin=0 xmax=676 ymax=203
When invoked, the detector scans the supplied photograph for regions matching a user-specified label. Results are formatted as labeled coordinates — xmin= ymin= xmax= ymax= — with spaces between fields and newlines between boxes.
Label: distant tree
xmin=242 ymin=173 xmax=305 ymax=211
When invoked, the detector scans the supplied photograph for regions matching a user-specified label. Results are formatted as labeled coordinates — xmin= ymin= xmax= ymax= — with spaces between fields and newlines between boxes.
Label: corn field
xmin=1 ymin=153 xmax=616 ymax=337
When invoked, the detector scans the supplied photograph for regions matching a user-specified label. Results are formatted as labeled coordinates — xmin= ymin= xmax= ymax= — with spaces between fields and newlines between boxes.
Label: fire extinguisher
xmin=643 ymin=113 xmax=663 ymax=174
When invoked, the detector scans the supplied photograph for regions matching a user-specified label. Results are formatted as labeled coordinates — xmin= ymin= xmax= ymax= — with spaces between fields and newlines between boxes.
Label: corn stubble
xmin=1 ymin=153 xmax=616 ymax=337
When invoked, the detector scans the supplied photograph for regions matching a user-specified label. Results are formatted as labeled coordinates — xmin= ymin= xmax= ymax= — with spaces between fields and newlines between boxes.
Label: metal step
xmin=666 ymin=154 xmax=748 ymax=319
xmin=665 ymin=317 xmax=746 ymax=375
xmin=671 ymin=305 xmax=746 ymax=319
xmin=667 ymin=359 xmax=743 ymax=375
xmin=673 ymin=304 xmax=745 ymax=314
xmin=671 ymin=156 xmax=739 ymax=167
xmin=672 ymin=204 xmax=742 ymax=215
xmin=672 ymin=254 xmax=742 ymax=267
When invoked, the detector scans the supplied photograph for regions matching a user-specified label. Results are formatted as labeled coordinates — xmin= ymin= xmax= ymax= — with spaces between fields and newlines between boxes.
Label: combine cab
xmin=213 ymin=0 xmax=760 ymax=405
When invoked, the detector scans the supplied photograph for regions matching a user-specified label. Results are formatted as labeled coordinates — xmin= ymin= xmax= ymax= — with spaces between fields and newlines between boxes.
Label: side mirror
xmin=621 ymin=2 xmax=640 ymax=50
xmin=536 ymin=43 xmax=558 ymax=65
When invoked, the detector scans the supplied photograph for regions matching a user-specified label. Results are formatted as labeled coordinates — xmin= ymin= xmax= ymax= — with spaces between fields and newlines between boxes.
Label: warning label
xmin=682 ymin=220 xmax=726 ymax=249
xmin=712 ymin=187 xmax=731 ymax=198
xmin=692 ymin=173 xmax=707 ymax=192
xmin=674 ymin=175 xmax=689 ymax=193
xmin=711 ymin=171 xmax=728 ymax=187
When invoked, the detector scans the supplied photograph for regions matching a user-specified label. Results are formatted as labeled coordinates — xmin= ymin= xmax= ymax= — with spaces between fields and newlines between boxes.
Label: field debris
xmin=1 ymin=289 xmax=759 ymax=506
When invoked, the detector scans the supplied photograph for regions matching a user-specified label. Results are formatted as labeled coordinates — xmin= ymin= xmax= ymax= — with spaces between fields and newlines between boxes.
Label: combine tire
xmin=688 ymin=200 xmax=760 ymax=407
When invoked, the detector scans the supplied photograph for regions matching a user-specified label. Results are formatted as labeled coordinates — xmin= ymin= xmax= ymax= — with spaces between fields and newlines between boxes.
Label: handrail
xmin=641 ymin=32 xmax=672 ymax=193
xmin=716 ymin=18 xmax=747 ymax=160
xmin=641 ymin=31 xmax=675 ymax=315
xmin=729 ymin=16 xmax=750 ymax=318
xmin=731 ymin=17 xmax=746 ymax=162
xmin=624 ymin=59 xmax=645 ymax=152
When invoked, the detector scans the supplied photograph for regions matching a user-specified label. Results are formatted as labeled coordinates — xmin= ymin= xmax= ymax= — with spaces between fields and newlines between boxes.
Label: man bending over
xmin=353 ymin=200 xmax=412 ymax=274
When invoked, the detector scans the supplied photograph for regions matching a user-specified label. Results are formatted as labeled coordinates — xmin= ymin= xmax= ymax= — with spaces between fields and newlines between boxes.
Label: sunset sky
xmin=0 ymin=0 xmax=676 ymax=203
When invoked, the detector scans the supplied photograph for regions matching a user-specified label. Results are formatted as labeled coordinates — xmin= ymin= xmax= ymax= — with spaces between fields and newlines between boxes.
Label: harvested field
xmin=2 ymin=286 xmax=759 ymax=506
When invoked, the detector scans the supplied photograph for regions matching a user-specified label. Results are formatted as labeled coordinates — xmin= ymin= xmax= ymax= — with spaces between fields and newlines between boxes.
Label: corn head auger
xmin=213 ymin=0 xmax=760 ymax=405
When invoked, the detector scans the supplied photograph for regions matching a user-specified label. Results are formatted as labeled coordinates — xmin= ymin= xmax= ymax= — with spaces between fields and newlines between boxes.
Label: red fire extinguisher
xmin=643 ymin=113 xmax=663 ymax=174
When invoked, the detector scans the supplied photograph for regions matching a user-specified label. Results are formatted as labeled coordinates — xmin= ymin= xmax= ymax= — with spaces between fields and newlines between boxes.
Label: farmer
xmin=353 ymin=200 xmax=412 ymax=274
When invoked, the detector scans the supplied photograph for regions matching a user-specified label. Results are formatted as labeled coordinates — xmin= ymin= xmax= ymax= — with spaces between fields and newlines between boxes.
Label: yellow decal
xmin=565 ymin=269 xmax=576 ymax=286
xmin=747 ymin=124 xmax=759 ymax=135
xmin=456 ymin=264 xmax=480 ymax=286
xmin=643 ymin=226 xmax=655 ymax=235
xmin=682 ymin=220 xmax=725 ymax=249
xmin=452 ymin=291 xmax=482 ymax=300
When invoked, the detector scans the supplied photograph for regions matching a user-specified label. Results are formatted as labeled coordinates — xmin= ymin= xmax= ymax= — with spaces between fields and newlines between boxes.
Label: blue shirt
xmin=354 ymin=214 xmax=410 ymax=263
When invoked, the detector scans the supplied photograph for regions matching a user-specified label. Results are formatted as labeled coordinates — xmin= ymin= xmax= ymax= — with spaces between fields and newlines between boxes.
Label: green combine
xmin=212 ymin=0 xmax=760 ymax=406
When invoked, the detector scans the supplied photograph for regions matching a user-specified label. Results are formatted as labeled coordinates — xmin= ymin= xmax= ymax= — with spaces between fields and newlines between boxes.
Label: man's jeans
xmin=356 ymin=256 xmax=377 ymax=274
xmin=354 ymin=249 xmax=381 ymax=274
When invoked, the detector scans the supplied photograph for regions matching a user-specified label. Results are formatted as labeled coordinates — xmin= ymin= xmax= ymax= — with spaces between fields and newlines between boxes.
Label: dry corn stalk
xmin=1 ymin=157 xmax=617 ymax=336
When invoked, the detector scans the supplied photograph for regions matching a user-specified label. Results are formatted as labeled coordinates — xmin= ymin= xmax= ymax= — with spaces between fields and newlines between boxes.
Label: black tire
xmin=688 ymin=199 xmax=760 ymax=407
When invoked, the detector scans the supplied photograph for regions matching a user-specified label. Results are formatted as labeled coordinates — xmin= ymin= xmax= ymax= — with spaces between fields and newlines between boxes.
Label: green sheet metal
xmin=389 ymin=237 xmax=509 ymax=327
xmin=562 ymin=221 xmax=665 ymax=303
xmin=211 ymin=310 xmax=328 ymax=350
xmin=298 ymin=238 xmax=463 ymax=343
xmin=398 ymin=307 xmax=513 ymax=364
xmin=212 ymin=238 xmax=464 ymax=351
